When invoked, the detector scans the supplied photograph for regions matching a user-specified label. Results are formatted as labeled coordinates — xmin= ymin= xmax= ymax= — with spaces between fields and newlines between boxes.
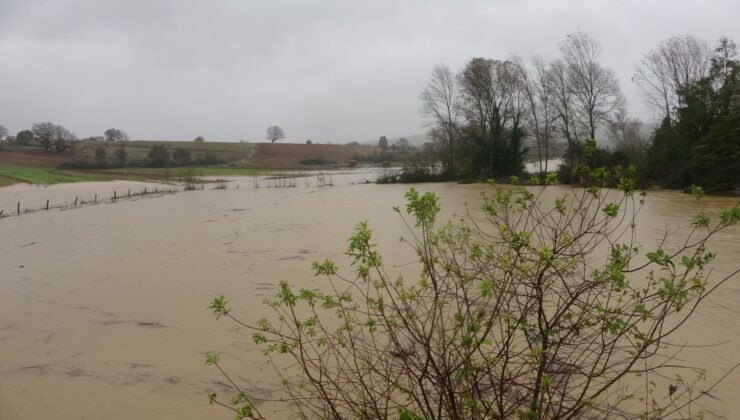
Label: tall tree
xmin=33 ymin=122 xmax=77 ymax=153
xmin=266 ymin=126 xmax=285 ymax=143
xmin=518 ymin=56 xmax=557 ymax=177
xmin=0 ymin=125 xmax=8 ymax=147
xmin=458 ymin=58 xmax=523 ymax=177
xmin=16 ymin=129 xmax=33 ymax=146
xmin=548 ymin=58 xmax=582 ymax=162
xmin=648 ymin=37 xmax=739 ymax=191
xmin=634 ymin=35 xmax=711 ymax=122
xmin=608 ymin=110 xmax=647 ymax=163
xmin=560 ymin=32 xmax=625 ymax=142
xmin=104 ymin=128 xmax=129 ymax=142
xmin=378 ymin=136 xmax=388 ymax=149
xmin=420 ymin=63 xmax=460 ymax=173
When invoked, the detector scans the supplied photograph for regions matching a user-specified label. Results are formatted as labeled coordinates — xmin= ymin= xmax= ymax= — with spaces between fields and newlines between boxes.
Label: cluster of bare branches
xmin=420 ymin=32 xmax=625 ymax=178
xmin=208 ymin=171 xmax=739 ymax=419
xmin=633 ymin=35 xmax=713 ymax=123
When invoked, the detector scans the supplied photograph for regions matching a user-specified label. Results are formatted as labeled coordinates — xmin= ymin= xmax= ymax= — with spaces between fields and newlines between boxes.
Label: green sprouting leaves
xmin=689 ymin=184 xmax=704 ymax=198
xmin=720 ymin=207 xmax=740 ymax=225
xmin=693 ymin=213 xmax=710 ymax=227
xmin=555 ymin=195 xmax=567 ymax=215
xmin=346 ymin=221 xmax=382 ymax=280
xmin=405 ymin=188 xmax=440 ymax=227
xmin=646 ymin=249 xmax=673 ymax=268
xmin=312 ymin=259 xmax=337 ymax=276
xmin=278 ymin=281 xmax=297 ymax=307
xmin=209 ymin=296 xmax=229 ymax=319
xmin=205 ymin=353 xmax=220 ymax=365
xmin=545 ymin=171 xmax=558 ymax=185
xmin=602 ymin=203 xmax=620 ymax=218
xmin=252 ymin=333 xmax=266 ymax=345
xmin=479 ymin=278 xmax=494 ymax=299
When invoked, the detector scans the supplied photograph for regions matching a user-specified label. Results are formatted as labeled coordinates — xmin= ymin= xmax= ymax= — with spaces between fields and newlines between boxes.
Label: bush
xmin=376 ymin=163 xmax=447 ymax=183
xmin=299 ymin=158 xmax=336 ymax=165
xmin=147 ymin=144 xmax=170 ymax=167
xmin=208 ymin=173 xmax=739 ymax=419
xmin=173 ymin=147 xmax=192 ymax=165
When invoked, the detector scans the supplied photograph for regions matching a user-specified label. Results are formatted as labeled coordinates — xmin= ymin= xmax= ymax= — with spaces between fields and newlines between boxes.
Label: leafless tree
xmin=548 ymin=58 xmax=582 ymax=158
xmin=33 ymin=122 xmax=76 ymax=153
xmin=560 ymin=32 xmax=625 ymax=142
xmin=633 ymin=35 xmax=711 ymax=122
xmin=420 ymin=63 xmax=461 ymax=172
xmin=266 ymin=126 xmax=285 ymax=143
xmin=608 ymin=110 xmax=647 ymax=162
xmin=518 ymin=56 xmax=558 ymax=177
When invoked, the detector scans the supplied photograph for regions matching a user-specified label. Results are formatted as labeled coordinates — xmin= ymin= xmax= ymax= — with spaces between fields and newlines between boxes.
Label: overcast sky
xmin=0 ymin=0 xmax=737 ymax=142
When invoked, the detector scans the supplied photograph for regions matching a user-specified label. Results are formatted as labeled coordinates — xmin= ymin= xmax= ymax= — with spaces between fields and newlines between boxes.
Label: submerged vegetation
xmin=208 ymin=163 xmax=740 ymax=418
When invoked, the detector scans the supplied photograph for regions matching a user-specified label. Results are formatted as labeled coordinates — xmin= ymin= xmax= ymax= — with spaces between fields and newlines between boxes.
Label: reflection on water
xmin=0 ymin=172 xmax=737 ymax=419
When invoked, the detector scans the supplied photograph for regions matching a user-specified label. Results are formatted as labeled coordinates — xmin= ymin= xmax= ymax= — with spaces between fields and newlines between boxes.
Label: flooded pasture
xmin=0 ymin=172 xmax=738 ymax=419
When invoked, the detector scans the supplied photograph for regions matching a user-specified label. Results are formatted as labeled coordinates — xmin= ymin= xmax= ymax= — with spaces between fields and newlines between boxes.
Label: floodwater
xmin=0 ymin=172 xmax=738 ymax=419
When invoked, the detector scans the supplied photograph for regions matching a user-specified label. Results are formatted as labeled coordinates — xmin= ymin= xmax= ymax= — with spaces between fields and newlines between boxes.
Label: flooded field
xmin=0 ymin=172 xmax=738 ymax=419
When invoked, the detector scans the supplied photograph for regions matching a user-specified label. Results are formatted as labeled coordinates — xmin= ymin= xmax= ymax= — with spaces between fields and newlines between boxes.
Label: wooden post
xmin=128 ymin=189 xmax=130 ymax=197
xmin=144 ymin=187 xmax=147 ymax=194
xmin=113 ymin=191 xmax=117 ymax=199
xmin=74 ymin=197 xmax=78 ymax=206
xmin=17 ymin=202 xmax=20 ymax=215
xmin=46 ymin=200 xmax=49 ymax=210
xmin=94 ymin=193 xmax=97 ymax=203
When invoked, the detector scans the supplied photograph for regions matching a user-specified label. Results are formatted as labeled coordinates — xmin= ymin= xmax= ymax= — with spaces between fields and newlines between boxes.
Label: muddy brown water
xmin=0 ymin=173 xmax=738 ymax=419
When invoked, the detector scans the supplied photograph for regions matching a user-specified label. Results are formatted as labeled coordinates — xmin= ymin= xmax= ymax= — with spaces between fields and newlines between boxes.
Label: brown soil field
xmin=0 ymin=147 xmax=72 ymax=167
xmin=247 ymin=143 xmax=382 ymax=167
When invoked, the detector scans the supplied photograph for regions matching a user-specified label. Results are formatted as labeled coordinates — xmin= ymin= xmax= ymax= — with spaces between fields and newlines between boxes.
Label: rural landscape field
xmin=1 ymin=1 xmax=738 ymax=419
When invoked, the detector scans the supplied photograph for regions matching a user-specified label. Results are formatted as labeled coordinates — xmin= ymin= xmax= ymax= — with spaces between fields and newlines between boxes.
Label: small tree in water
xmin=208 ymin=169 xmax=739 ymax=419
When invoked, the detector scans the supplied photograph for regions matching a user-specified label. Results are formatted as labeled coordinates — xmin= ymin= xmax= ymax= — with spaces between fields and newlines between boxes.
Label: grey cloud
xmin=0 ymin=0 xmax=737 ymax=142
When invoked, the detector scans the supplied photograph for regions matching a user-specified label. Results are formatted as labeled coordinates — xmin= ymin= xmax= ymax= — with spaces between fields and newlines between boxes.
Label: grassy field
xmin=0 ymin=165 xmax=111 ymax=186
xmin=0 ymin=142 xmax=333 ymax=188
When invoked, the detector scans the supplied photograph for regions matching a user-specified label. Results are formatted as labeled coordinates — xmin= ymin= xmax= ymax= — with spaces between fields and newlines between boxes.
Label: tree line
xmin=420 ymin=32 xmax=738 ymax=192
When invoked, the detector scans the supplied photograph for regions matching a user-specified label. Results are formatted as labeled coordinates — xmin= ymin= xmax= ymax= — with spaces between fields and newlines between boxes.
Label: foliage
xmin=147 ymin=143 xmax=170 ymax=167
xmin=208 ymin=170 xmax=739 ymax=419
xmin=376 ymin=164 xmax=448 ymax=184
xmin=32 ymin=122 xmax=77 ymax=153
xmin=299 ymin=157 xmax=336 ymax=165
xmin=104 ymin=128 xmax=129 ymax=142
xmin=378 ymin=136 xmax=389 ymax=149
xmin=15 ymin=129 xmax=34 ymax=146
xmin=173 ymin=147 xmax=192 ymax=165
xmin=94 ymin=146 xmax=107 ymax=163
xmin=646 ymin=38 xmax=739 ymax=192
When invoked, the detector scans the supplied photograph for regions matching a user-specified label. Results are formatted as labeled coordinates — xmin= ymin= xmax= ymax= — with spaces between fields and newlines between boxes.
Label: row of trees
xmin=641 ymin=37 xmax=739 ymax=191
xmin=421 ymin=33 xmax=738 ymax=192
xmin=421 ymin=32 xmax=624 ymax=180
xmin=0 ymin=124 xmax=132 ymax=151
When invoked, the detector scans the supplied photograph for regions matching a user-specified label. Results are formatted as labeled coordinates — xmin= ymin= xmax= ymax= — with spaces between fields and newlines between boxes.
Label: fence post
xmin=74 ymin=197 xmax=78 ymax=206
xmin=113 ymin=191 xmax=117 ymax=199
xmin=17 ymin=202 xmax=20 ymax=215
xmin=46 ymin=200 xmax=49 ymax=210
xmin=95 ymin=193 xmax=97 ymax=203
